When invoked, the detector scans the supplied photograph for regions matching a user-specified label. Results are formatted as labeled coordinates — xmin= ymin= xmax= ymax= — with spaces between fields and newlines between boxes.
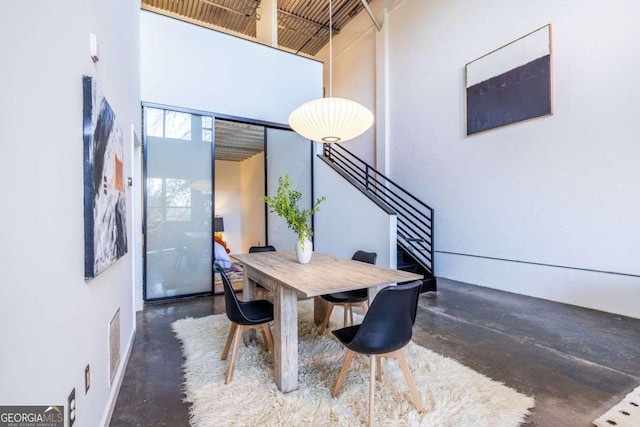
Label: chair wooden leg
xmin=318 ymin=303 xmax=334 ymax=335
xmin=261 ymin=323 xmax=274 ymax=353
xmin=349 ymin=305 xmax=354 ymax=325
xmin=332 ymin=349 xmax=354 ymax=397
xmin=266 ymin=323 xmax=274 ymax=353
xmin=221 ymin=323 xmax=237 ymax=360
xmin=395 ymin=350 xmax=424 ymax=412
xmin=360 ymin=301 xmax=368 ymax=314
xmin=369 ymin=355 xmax=376 ymax=427
xmin=343 ymin=304 xmax=348 ymax=327
xmin=376 ymin=356 xmax=382 ymax=381
xmin=260 ymin=326 xmax=268 ymax=351
xmin=225 ymin=324 xmax=244 ymax=384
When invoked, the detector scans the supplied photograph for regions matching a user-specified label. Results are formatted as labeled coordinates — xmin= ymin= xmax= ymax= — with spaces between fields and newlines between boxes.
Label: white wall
xmin=215 ymin=161 xmax=242 ymax=253
xmin=240 ymin=153 xmax=266 ymax=252
xmin=266 ymin=129 xmax=313 ymax=252
xmin=131 ymin=129 xmax=144 ymax=312
xmin=0 ymin=1 xmax=140 ymax=426
xmin=325 ymin=0 xmax=640 ymax=318
xmin=314 ymin=159 xmax=397 ymax=268
xmin=141 ymin=11 xmax=322 ymax=125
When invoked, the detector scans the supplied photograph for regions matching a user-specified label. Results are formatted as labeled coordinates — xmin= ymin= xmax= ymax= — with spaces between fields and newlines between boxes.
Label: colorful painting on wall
xmin=465 ymin=24 xmax=553 ymax=135
xmin=83 ymin=75 xmax=128 ymax=279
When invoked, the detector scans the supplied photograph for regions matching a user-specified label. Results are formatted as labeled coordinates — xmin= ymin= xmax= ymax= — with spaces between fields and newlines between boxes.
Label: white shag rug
xmin=172 ymin=300 xmax=534 ymax=426
xmin=594 ymin=385 xmax=640 ymax=427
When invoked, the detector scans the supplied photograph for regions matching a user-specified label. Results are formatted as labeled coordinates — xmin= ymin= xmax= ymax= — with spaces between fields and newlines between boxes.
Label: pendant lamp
xmin=288 ymin=0 xmax=374 ymax=143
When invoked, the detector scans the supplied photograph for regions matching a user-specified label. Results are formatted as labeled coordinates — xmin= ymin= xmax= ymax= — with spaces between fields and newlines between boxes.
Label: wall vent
xmin=108 ymin=308 xmax=121 ymax=387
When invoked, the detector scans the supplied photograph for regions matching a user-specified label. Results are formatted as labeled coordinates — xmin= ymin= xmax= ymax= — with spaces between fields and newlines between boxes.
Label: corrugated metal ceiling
xmin=214 ymin=119 xmax=264 ymax=162
xmin=141 ymin=0 xmax=369 ymax=56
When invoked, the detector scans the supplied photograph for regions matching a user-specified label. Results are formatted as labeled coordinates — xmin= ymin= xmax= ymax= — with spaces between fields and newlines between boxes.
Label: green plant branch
xmin=262 ymin=174 xmax=326 ymax=245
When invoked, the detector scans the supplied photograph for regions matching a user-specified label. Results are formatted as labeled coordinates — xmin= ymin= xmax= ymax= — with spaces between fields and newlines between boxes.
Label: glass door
xmin=143 ymin=106 xmax=213 ymax=300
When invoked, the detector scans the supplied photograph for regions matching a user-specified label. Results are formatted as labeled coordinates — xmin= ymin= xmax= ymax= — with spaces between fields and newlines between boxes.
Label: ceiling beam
xmin=359 ymin=0 xmax=381 ymax=31
xmin=278 ymin=9 xmax=340 ymax=35
xmin=201 ymin=0 xmax=259 ymax=19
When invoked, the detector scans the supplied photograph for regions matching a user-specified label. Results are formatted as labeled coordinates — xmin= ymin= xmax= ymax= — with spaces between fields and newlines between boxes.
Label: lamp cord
xmin=329 ymin=0 xmax=333 ymax=98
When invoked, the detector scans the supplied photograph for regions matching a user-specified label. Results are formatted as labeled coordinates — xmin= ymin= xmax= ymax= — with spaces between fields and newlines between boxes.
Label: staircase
xmin=320 ymin=144 xmax=437 ymax=292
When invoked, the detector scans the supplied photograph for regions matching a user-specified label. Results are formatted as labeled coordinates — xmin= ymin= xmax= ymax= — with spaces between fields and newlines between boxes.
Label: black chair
xmin=332 ymin=281 xmax=424 ymax=426
xmin=248 ymin=245 xmax=276 ymax=296
xmin=248 ymin=245 xmax=276 ymax=253
xmin=318 ymin=250 xmax=377 ymax=335
xmin=216 ymin=264 xmax=274 ymax=384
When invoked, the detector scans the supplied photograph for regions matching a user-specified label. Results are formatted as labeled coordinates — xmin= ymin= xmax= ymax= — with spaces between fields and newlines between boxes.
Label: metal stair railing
xmin=322 ymin=143 xmax=434 ymax=275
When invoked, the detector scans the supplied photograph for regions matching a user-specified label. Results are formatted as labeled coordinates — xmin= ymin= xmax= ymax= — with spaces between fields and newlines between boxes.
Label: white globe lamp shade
xmin=288 ymin=97 xmax=374 ymax=143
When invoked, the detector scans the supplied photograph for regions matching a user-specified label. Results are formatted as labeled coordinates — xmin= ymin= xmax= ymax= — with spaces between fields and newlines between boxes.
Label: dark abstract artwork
xmin=83 ymin=76 xmax=128 ymax=279
xmin=466 ymin=25 xmax=552 ymax=135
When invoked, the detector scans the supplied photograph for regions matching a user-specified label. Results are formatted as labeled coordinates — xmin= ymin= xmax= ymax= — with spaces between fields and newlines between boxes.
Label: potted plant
xmin=262 ymin=174 xmax=325 ymax=264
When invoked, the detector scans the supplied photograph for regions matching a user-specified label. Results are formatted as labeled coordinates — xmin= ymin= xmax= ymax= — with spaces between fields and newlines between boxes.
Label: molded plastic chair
xmin=248 ymin=246 xmax=276 ymax=296
xmin=318 ymin=250 xmax=377 ymax=335
xmin=332 ymin=281 xmax=424 ymax=427
xmin=216 ymin=263 xmax=274 ymax=384
xmin=248 ymin=245 xmax=276 ymax=253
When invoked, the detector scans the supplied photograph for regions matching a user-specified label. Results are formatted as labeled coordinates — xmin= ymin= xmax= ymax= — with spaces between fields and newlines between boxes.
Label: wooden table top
xmin=231 ymin=251 xmax=422 ymax=298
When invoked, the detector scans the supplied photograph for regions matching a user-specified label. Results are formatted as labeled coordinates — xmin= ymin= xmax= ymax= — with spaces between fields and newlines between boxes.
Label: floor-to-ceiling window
xmin=144 ymin=106 xmax=214 ymax=300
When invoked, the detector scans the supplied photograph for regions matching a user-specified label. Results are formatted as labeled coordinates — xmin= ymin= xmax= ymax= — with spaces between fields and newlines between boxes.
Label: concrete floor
xmin=110 ymin=278 xmax=640 ymax=426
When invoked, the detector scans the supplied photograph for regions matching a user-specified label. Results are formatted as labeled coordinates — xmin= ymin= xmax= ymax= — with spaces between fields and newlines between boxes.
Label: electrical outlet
xmin=68 ymin=388 xmax=76 ymax=427
xmin=84 ymin=365 xmax=90 ymax=393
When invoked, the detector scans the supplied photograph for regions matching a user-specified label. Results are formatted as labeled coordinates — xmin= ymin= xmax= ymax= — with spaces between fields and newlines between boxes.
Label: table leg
xmin=368 ymin=284 xmax=387 ymax=306
xmin=313 ymin=296 xmax=328 ymax=325
xmin=274 ymin=284 xmax=298 ymax=392
xmin=243 ymin=275 xmax=257 ymax=300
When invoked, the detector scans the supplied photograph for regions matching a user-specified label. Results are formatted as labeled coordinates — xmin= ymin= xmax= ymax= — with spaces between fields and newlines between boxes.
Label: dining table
xmin=231 ymin=251 xmax=423 ymax=393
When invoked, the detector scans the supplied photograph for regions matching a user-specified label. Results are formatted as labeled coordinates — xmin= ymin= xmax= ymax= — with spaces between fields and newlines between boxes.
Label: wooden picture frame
xmin=465 ymin=24 xmax=553 ymax=135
